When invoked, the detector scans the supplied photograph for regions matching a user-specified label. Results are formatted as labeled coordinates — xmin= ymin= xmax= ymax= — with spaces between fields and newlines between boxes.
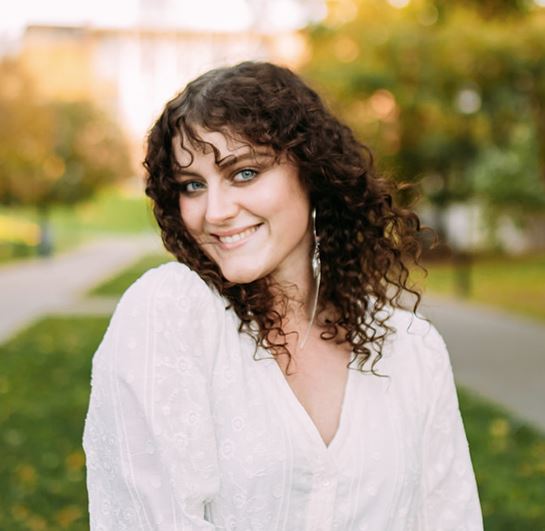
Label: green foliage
xmin=0 ymin=57 xmax=134 ymax=256
xmin=43 ymin=100 xmax=132 ymax=207
xmin=434 ymin=0 xmax=534 ymax=19
xmin=0 ymin=317 xmax=108 ymax=530
xmin=0 ymin=58 xmax=133 ymax=210
xmin=0 ymin=58 xmax=53 ymax=206
xmin=303 ymin=0 xmax=545 ymax=216
xmin=469 ymin=125 xmax=545 ymax=215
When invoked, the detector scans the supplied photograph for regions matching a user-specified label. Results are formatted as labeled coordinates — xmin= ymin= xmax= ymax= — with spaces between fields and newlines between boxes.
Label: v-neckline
xmin=267 ymin=350 xmax=355 ymax=453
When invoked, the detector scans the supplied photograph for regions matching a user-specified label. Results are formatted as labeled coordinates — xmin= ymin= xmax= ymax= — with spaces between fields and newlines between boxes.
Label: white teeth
xmin=218 ymin=225 xmax=259 ymax=244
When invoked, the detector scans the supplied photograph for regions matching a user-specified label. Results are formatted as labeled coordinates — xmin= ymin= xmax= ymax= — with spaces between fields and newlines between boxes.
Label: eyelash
xmin=177 ymin=168 xmax=259 ymax=195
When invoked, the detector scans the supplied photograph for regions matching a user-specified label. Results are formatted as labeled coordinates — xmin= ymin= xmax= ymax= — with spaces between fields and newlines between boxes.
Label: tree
xmin=302 ymin=0 xmax=545 ymax=244
xmin=0 ymin=58 xmax=132 ymax=255
xmin=469 ymin=124 xmax=545 ymax=234
xmin=0 ymin=59 xmax=53 ymax=206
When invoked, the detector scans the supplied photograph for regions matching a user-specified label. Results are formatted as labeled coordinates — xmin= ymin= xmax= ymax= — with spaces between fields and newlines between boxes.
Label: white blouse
xmin=83 ymin=262 xmax=483 ymax=531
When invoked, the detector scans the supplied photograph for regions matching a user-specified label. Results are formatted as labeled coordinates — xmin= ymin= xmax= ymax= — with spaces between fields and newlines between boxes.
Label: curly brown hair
xmin=144 ymin=61 xmax=425 ymax=373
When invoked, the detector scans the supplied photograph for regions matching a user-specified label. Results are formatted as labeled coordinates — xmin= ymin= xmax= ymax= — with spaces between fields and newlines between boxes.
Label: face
xmin=173 ymin=128 xmax=312 ymax=285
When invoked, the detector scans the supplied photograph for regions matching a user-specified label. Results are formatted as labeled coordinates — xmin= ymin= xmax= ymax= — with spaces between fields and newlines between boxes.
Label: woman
xmin=83 ymin=61 xmax=483 ymax=530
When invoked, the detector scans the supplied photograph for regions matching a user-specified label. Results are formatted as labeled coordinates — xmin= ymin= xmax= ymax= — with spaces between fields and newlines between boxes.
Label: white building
xmin=16 ymin=0 xmax=322 ymax=142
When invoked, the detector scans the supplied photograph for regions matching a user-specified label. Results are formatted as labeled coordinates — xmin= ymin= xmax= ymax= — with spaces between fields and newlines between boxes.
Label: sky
xmin=0 ymin=0 xmax=326 ymax=37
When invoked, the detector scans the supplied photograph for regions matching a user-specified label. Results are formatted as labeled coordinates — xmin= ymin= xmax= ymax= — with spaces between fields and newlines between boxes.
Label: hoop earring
xmin=299 ymin=208 xmax=321 ymax=349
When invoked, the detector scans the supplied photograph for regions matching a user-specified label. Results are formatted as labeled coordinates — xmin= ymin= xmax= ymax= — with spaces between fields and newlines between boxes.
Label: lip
xmin=211 ymin=224 xmax=262 ymax=238
xmin=211 ymin=223 xmax=263 ymax=250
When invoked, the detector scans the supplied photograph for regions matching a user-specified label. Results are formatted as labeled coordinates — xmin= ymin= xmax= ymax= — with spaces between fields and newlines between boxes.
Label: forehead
xmin=172 ymin=127 xmax=258 ymax=168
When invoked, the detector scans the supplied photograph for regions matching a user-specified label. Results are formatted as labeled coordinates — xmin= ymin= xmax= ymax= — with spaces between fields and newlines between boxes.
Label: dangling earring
xmin=299 ymin=208 xmax=321 ymax=349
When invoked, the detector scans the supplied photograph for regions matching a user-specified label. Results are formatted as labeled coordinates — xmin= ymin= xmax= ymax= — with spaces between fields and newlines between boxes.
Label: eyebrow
xmin=175 ymin=150 xmax=274 ymax=177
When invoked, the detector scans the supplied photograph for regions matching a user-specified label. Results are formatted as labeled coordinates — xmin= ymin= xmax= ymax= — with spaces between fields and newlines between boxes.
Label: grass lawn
xmin=417 ymin=253 xmax=545 ymax=323
xmin=458 ymin=389 xmax=545 ymax=529
xmin=89 ymin=252 xmax=171 ymax=296
xmin=0 ymin=317 xmax=108 ymax=531
xmin=0 ymin=187 xmax=156 ymax=264
xmin=1 ymin=315 xmax=545 ymax=529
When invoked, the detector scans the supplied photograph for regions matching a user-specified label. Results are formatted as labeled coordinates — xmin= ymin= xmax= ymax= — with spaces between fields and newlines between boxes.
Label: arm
xmin=83 ymin=264 xmax=221 ymax=530
xmin=418 ymin=325 xmax=484 ymax=531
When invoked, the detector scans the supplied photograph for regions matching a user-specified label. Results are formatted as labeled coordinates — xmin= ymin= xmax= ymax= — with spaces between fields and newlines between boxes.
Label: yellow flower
xmin=55 ymin=505 xmax=82 ymax=528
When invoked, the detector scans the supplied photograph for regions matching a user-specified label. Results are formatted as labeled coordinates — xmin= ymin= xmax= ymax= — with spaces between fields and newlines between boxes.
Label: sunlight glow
xmin=455 ymin=87 xmax=482 ymax=114
xmin=387 ymin=0 xmax=410 ymax=8
xmin=369 ymin=90 xmax=398 ymax=121
xmin=0 ymin=0 xmax=318 ymax=36
xmin=334 ymin=36 xmax=359 ymax=63
xmin=327 ymin=0 xmax=358 ymax=26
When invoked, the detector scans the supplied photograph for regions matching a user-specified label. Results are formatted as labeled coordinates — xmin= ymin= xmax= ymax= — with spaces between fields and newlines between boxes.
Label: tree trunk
xmin=452 ymin=250 xmax=472 ymax=298
xmin=37 ymin=206 xmax=53 ymax=257
xmin=530 ymin=93 xmax=545 ymax=188
xmin=432 ymin=204 xmax=448 ymax=244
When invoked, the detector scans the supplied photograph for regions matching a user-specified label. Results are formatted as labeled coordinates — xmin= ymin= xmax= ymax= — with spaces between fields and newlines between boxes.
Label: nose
xmin=204 ymin=182 xmax=238 ymax=225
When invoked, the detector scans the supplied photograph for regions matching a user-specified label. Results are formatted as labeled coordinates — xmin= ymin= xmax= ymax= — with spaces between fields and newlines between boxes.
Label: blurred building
xmin=17 ymin=0 xmax=312 ymax=158
xmin=419 ymin=203 xmax=545 ymax=254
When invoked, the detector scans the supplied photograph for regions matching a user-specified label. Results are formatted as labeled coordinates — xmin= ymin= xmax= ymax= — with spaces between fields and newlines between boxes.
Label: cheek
xmin=178 ymin=196 xmax=201 ymax=236
xmin=278 ymin=179 xmax=310 ymax=228
xmin=257 ymin=168 xmax=310 ymax=221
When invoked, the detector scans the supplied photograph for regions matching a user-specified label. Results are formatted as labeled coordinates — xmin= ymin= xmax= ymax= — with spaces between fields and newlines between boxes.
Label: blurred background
xmin=1 ymin=0 xmax=544 ymax=529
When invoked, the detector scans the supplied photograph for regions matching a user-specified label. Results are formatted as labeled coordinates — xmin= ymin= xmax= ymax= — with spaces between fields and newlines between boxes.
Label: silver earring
xmin=311 ymin=208 xmax=321 ymax=282
xmin=299 ymin=208 xmax=321 ymax=349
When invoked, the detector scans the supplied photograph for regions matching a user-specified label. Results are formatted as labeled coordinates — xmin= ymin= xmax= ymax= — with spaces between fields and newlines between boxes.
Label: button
xmin=322 ymin=479 xmax=331 ymax=488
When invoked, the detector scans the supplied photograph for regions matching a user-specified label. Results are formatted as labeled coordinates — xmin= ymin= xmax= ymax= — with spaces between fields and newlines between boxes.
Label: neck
xmin=267 ymin=226 xmax=320 ymax=348
xmin=268 ymin=265 xmax=323 ymax=351
xmin=270 ymin=265 xmax=314 ymax=319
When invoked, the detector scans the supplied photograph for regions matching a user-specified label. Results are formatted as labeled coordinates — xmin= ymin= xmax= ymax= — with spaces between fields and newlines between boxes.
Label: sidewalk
xmin=0 ymin=234 xmax=162 ymax=344
xmin=421 ymin=295 xmax=545 ymax=432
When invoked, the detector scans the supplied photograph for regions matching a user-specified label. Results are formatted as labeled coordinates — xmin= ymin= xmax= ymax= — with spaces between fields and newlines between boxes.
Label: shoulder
xmin=380 ymin=305 xmax=450 ymax=375
xmin=115 ymin=260 xmax=228 ymax=340
xmin=96 ymin=261 xmax=227 ymax=375
xmin=118 ymin=261 xmax=221 ymax=310
xmin=110 ymin=261 xmax=229 ymax=334
xmin=373 ymin=307 xmax=456 ymax=415
xmin=387 ymin=306 xmax=443 ymax=344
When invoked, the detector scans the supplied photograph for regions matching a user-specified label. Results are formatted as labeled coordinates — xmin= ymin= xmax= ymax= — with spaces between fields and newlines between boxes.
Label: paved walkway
xmin=1 ymin=240 xmax=544 ymax=432
xmin=421 ymin=296 xmax=545 ymax=432
xmin=0 ymin=234 xmax=161 ymax=344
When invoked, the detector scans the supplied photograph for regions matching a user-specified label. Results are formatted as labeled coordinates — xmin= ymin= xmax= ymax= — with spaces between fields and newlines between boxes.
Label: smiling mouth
xmin=215 ymin=224 xmax=262 ymax=245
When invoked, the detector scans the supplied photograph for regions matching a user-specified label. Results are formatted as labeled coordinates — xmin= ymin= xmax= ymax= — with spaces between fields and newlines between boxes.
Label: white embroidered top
xmin=83 ymin=262 xmax=483 ymax=531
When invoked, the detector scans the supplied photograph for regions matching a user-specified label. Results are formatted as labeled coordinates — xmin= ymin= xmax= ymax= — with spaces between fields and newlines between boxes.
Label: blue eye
xmin=234 ymin=169 xmax=257 ymax=182
xmin=180 ymin=181 xmax=205 ymax=193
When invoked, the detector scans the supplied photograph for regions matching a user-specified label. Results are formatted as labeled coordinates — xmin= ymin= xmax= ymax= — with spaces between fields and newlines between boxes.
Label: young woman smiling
xmin=83 ymin=62 xmax=483 ymax=530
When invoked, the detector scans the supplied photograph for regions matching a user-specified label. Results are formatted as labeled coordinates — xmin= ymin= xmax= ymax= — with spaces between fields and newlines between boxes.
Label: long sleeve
xmin=418 ymin=325 xmax=484 ymax=531
xmin=83 ymin=263 xmax=223 ymax=530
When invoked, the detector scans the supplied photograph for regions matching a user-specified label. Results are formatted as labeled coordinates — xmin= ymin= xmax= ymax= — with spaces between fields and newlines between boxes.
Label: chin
xmin=221 ymin=272 xmax=260 ymax=285
xmin=219 ymin=264 xmax=265 ymax=285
